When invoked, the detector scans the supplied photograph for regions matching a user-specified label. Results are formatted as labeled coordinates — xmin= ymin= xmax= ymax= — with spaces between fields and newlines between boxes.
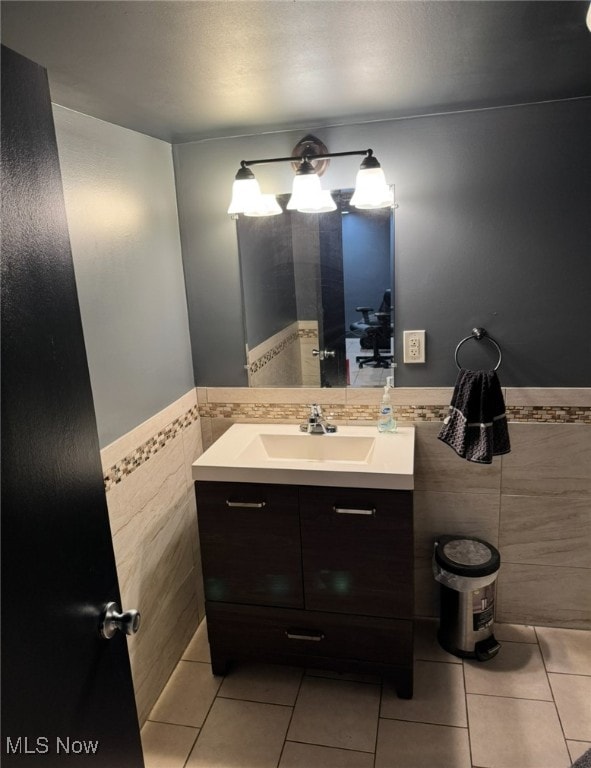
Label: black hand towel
xmin=438 ymin=369 xmax=510 ymax=464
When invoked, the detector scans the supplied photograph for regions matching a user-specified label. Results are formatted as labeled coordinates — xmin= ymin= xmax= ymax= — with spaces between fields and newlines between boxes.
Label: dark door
xmin=1 ymin=46 xmax=144 ymax=767
xmin=318 ymin=204 xmax=347 ymax=387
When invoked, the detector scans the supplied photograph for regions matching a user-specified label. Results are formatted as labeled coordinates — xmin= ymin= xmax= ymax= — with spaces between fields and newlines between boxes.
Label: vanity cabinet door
xmin=300 ymin=487 xmax=413 ymax=619
xmin=196 ymin=481 xmax=303 ymax=609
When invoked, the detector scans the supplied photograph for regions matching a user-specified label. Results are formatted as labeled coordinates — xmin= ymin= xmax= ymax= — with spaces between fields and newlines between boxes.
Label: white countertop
xmin=192 ymin=423 xmax=415 ymax=490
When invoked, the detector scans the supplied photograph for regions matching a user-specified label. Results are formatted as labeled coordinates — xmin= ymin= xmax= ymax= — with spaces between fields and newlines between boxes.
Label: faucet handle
xmin=310 ymin=403 xmax=322 ymax=417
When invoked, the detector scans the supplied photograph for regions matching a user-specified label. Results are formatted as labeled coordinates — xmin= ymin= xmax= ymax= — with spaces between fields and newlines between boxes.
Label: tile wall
xmin=247 ymin=321 xmax=321 ymax=387
xmin=100 ymin=389 xmax=206 ymax=725
xmin=197 ymin=386 xmax=591 ymax=630
xmin=100 ymin=384 xmax=590 ymax=724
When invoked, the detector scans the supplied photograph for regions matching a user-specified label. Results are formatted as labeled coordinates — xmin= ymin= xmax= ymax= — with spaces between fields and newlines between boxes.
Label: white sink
xmin=192 ymin=424 xmax=415 ymax=490
xmin=238 ymin=433 xmax=376 ymax=463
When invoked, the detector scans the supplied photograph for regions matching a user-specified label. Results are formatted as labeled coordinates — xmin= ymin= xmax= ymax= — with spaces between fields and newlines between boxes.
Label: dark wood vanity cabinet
xmin=195 ymin=480 xmax=414 ymax=698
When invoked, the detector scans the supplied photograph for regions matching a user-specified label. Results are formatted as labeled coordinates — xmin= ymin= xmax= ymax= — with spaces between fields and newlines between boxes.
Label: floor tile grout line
xmin=145 ymin=717 xmax=200 ymax=729
xmin=378 ymin=715 xmax=470 ymax=730
xmin=536 ymin=625 xmax=572 ymax=756
xmin=274 ymin=669 xmax=304 ymax=768
xmin=462 ymin=659 xmax=475 ymax=768
xmin=180 ymin=728 xmax=200 ymax=768
xmin=146 ymin=622 xmax=590 ymax=768
xmin=180 ymin=663 xmax=226 ymax=766
xmin=373 ymin=678 xmax=384 ymax=768
xmin=464 ymin=691 xmax=556 ymax=703
xmin=283 ymin=738 xmax=375 ymax=755
xmin=216 ymin=693 xmax=295 ymax=708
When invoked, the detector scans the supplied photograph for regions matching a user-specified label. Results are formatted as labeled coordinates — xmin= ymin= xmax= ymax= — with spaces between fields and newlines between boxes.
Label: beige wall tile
xmin=181 ymin=418 xmax=204 ymax=489
xmin=500 ymin=495 xmax=591 ymax=567
xmin=199 ymin=417 xmax=213 ymax=451
xmin=345 ymin=387 xmax=453 ymax=406
xmin=106 ymin=433 xmax=200 ymax=724
xmin=205 ymin=386 xmax=346 ymax=404
xmin=414 ymin=556 xmax=439 ymax=619
xmin=185 ymin=492 xmax=205 ymax=622
xmin=132 ymin=571 xmax=200 ymax=724
xmin=505 ymin=388 xmax=591 ymax=407
xmin=414 ymin=490 xmax=499 ymax=559
xmin=149 ymin=660 xmax=222 ymax=728
xmin=414 ymin=423 xmax=502 ymax=493
xmin=497 ymin=563 xmax=591 ymax=629
xmin=101 ymin=387 xmax=197 ymax=470
xmin=501 ymin=424 xmax=591 ymax=498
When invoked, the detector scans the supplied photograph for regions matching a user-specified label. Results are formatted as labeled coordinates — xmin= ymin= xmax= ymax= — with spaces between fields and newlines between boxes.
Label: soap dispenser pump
xmin=378 ymin=376 xmax=396 ymax=433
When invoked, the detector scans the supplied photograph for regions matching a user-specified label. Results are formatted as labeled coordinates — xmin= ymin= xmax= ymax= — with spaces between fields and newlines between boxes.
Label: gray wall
xmin=237 ymin=213 xmax=297 ymax=349
xmin=54 ymin=106 xmax=194 ymax=446
xmin=173 ymin=97 xmax=590 ymax=387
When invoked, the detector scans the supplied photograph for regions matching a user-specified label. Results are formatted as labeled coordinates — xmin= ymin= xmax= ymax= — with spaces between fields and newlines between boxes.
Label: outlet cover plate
xmin=403 ymin=330 xmax=426 ymax=363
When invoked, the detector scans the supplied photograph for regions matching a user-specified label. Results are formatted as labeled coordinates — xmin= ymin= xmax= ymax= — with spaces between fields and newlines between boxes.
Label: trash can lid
xmin=434 ymin=535 xmax=500 ymax=578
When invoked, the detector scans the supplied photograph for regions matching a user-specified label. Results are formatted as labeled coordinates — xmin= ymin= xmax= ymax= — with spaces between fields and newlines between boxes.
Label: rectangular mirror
xmin=236 ymin=190 xmax=394 ymax=387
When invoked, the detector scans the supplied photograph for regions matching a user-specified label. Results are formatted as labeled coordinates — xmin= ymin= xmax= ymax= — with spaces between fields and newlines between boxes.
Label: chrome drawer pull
xmin=333 ymin=506 xmax=376 ymax=516
xmin=226 ymin=500 xmax=266 ymax=508
xmin=285 ymin=630 xmax=325 ymax=642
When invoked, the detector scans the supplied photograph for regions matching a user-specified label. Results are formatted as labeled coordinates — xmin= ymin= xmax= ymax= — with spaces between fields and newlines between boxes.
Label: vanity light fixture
xmin=227 ymin=135 xmax=393 ymax=216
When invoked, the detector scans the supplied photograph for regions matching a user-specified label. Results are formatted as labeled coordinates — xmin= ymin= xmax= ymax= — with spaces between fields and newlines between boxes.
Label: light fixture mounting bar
xmin=240 ymin=149 xmax=373 ymax=169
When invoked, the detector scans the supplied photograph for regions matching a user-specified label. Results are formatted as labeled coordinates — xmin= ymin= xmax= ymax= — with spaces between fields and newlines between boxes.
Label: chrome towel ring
xmin=454 ymin=327 xmax=502 ymax=371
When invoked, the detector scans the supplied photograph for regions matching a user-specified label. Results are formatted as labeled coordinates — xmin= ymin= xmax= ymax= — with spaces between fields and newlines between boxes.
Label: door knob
xmin=312 ymin=348 xmax=335 ymax=360
xmin=100 ymin=601 xmax=141 ymax=639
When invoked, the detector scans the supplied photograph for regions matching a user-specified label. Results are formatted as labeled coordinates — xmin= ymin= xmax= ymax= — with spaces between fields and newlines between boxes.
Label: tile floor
xmin=141 ymin=618 xmax=591 ymax=768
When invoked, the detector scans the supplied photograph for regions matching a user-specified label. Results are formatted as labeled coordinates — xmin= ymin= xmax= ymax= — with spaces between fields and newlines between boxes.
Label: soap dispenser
xmin=378 ymin=376 xmax=396 ymax=433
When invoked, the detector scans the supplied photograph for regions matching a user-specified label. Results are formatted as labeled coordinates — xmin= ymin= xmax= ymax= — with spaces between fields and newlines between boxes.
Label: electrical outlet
xmin=403 ymin=330 xmax=426 ymax=363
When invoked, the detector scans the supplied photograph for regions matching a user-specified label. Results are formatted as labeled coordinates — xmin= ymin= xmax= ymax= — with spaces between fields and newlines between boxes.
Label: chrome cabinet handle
xmin=100 ymin=602 xmax=141 ymax=639
xmin=226 ymin=500 xmax=266 ymax=508
xmin=333 ymin=506 xmax=376 ymax=516
xmin=285 ymin=630 xmax=325 ymax=642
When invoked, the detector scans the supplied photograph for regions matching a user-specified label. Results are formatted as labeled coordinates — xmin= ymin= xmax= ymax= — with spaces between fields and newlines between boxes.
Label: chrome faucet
xmin=300 ymin=404 xmax=337 ymax=434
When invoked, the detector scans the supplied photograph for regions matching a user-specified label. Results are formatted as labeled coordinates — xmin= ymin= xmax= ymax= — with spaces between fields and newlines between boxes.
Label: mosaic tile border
xmin=199 ymin=403 xmax=591 ymax=424
xmin=248 ymin=331 xmax=299 ymax=375
xmin=248 ymin=328 xmax=317 ymax=375
xmin=103 ymin=405 xmax=200 ymax=492
xmin=103 ymin=401 xmax=590 ymax=492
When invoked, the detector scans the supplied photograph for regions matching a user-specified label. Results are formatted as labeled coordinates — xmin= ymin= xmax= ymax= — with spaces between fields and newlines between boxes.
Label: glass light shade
xmin=227 ymin=177 xmax=262 ymax=214
xmin=286 ymin=172 xmax=322 ymax=210
xmin=350 ymin=167 xmax=393 ymax=209
xmin=297 ymin=190 xmax=337 ymax=213
xmin=243 ymin=194 xmax=283 ymax=217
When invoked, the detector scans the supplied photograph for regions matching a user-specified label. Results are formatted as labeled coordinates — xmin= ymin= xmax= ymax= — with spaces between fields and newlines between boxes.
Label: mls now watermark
xmin=5 ymin=736 xmax=100 ymax=756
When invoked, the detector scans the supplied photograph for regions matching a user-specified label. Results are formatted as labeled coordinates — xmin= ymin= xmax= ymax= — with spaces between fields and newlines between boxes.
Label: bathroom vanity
xmin=192 ymin=424 xmax=415 ymax=699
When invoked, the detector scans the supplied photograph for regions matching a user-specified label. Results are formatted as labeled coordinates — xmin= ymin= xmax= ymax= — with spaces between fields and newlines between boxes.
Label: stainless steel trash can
xmin=433 ymin=535 xmax=501 ymax=661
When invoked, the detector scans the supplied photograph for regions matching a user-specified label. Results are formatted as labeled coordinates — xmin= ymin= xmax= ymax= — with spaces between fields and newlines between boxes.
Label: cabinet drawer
xmin=196 ymin=481 xmax=303 ymax=608
xmin=206 ymin=602 xmax=412 ymax=667
xmin=300 ymin=486 xmax=413 ymax=618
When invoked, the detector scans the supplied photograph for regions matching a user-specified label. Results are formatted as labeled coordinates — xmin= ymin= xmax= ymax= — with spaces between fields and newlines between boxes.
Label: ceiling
xmin=2 ymin=1 xmax=590 ymax=144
